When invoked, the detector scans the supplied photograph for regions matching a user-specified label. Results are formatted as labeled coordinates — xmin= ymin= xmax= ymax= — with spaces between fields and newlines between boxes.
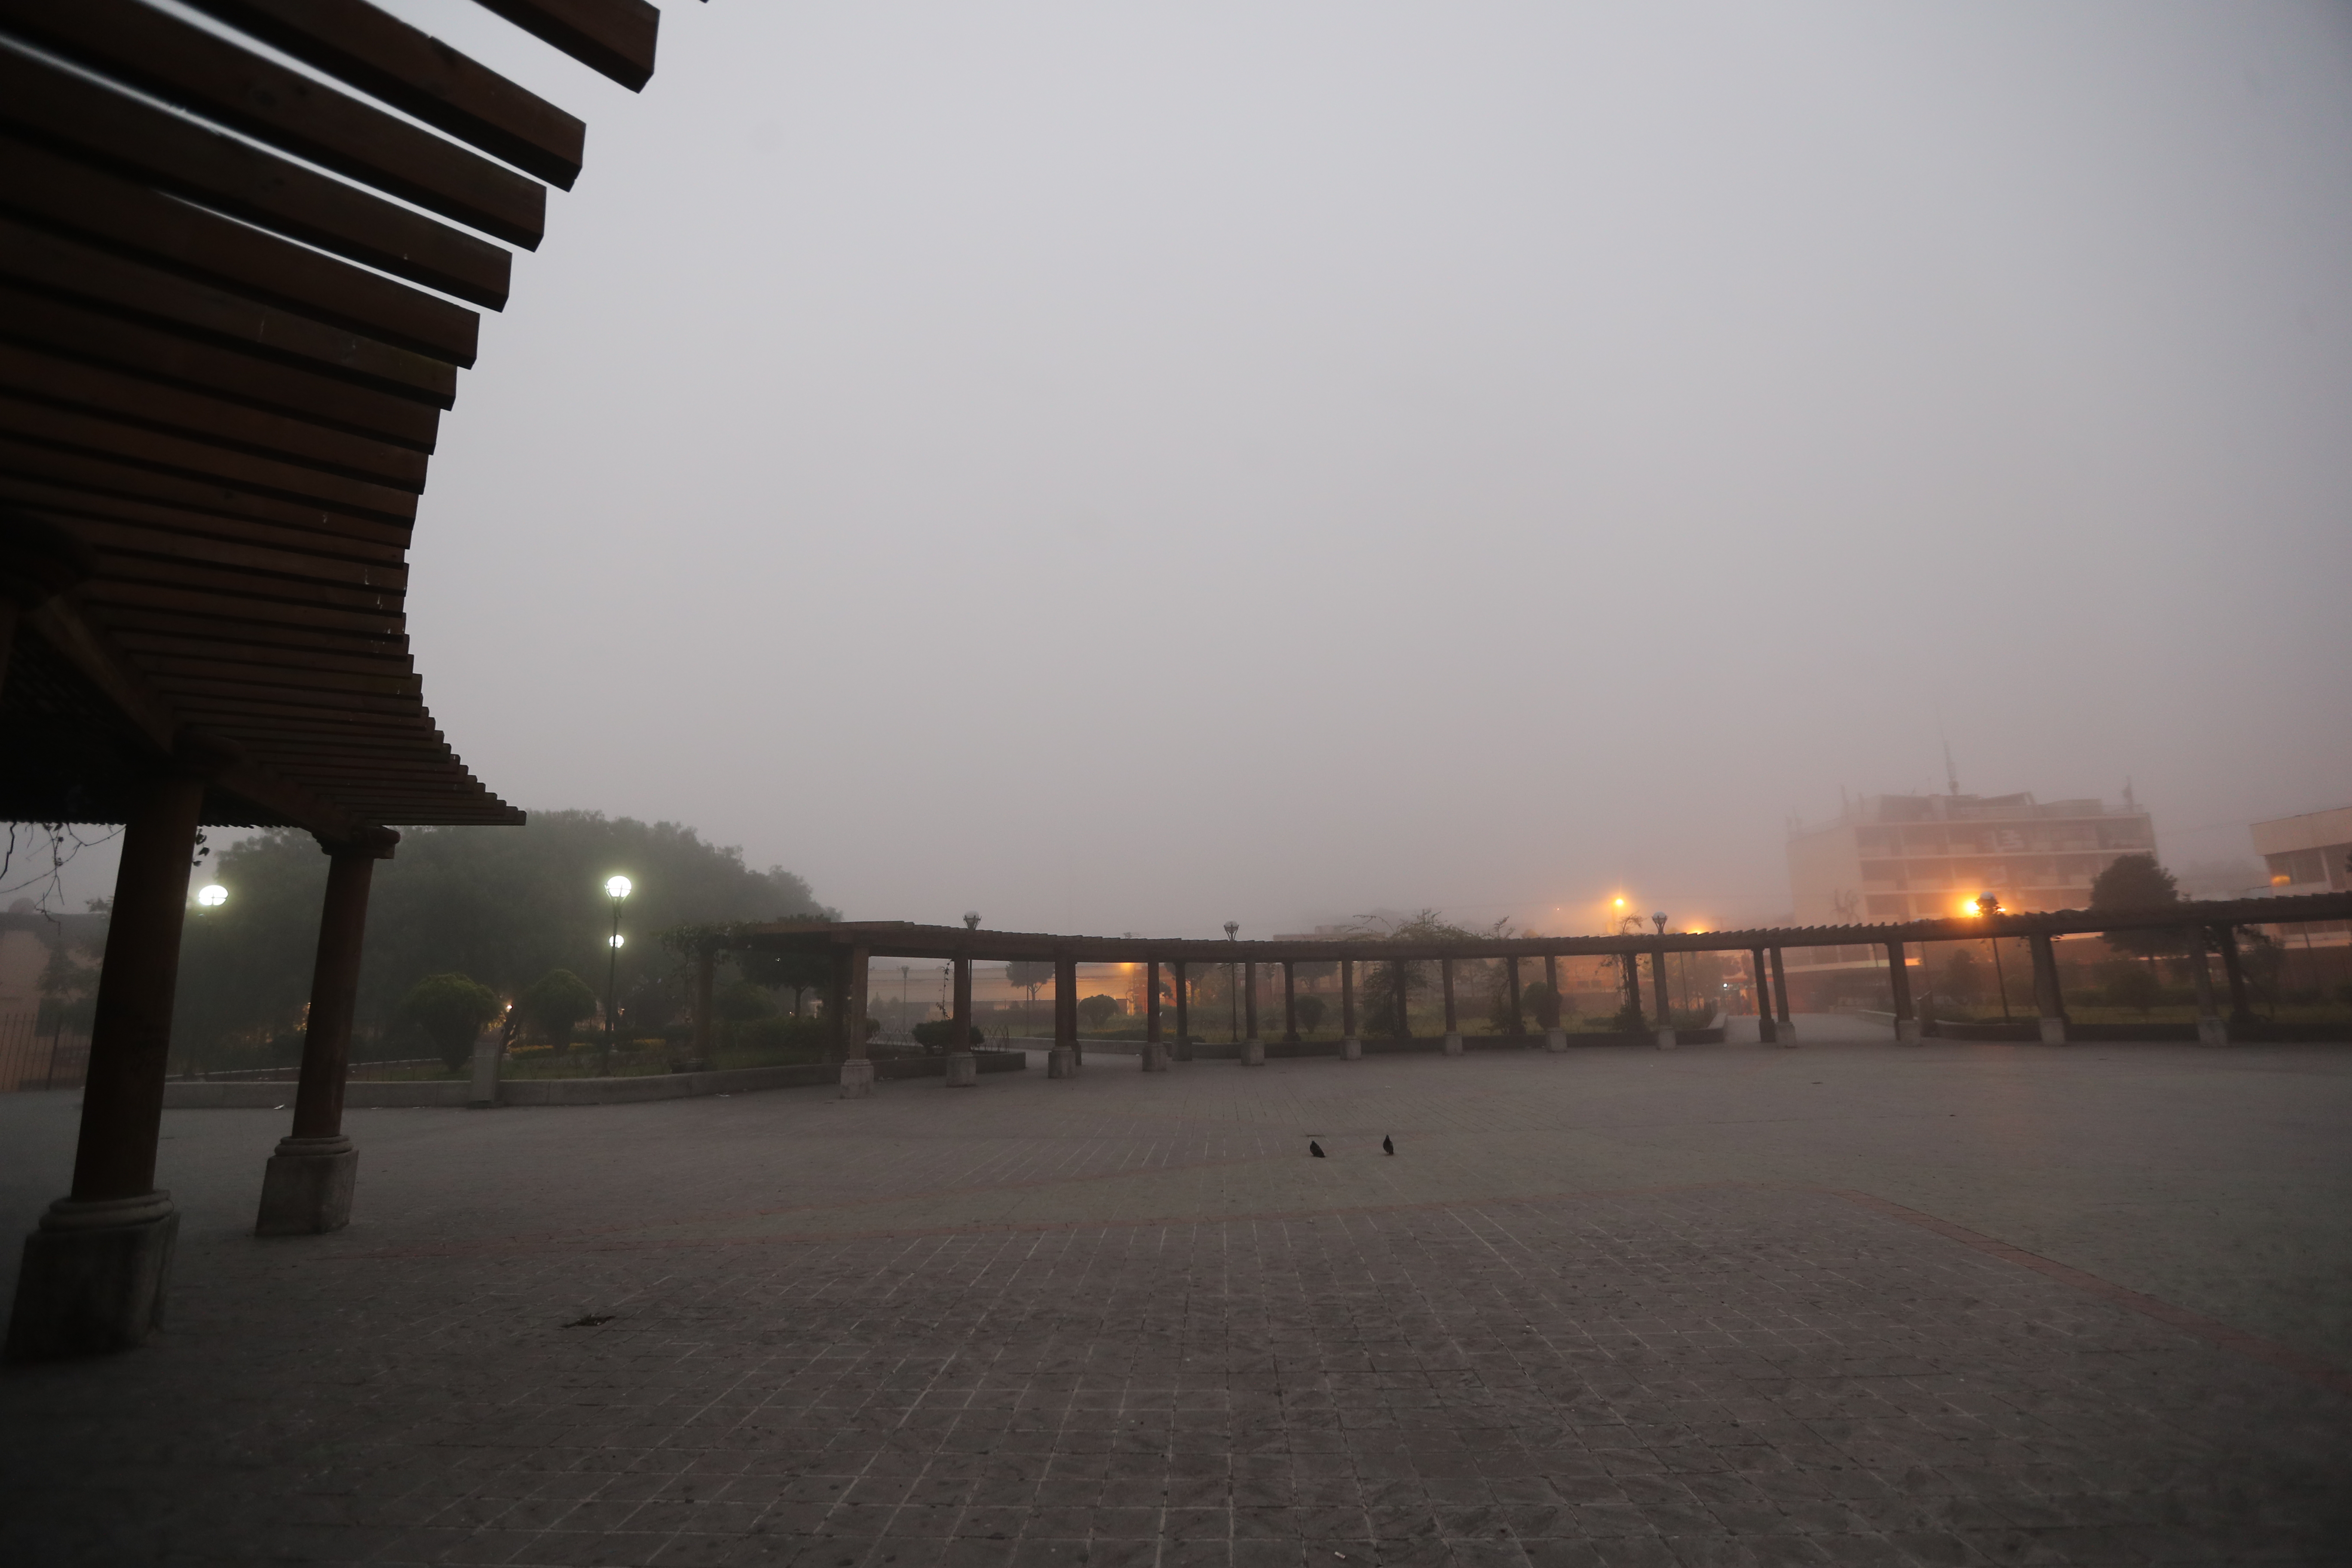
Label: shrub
xmin=517 ymin=969 xmax=597 ymax=1049
xmin=911 ymin=1019 xmax=985 ymax=1053
xmin=398 ymin=973 xmax=502 ymax=1072
xmin=1076 ymin=994 xmax=1121 ymax=1030
xmin=1295 ymin=995 xmax=1326 ymax=1033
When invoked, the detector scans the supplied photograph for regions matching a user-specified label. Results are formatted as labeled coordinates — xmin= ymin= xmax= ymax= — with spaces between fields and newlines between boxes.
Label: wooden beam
xmin=0 ymin=138 xmax=476 ymax=369
xmin=0 ymin=53 xmax=511 ymax=310
xmin=472 ymin=0 xmax=660 ymax=92
xmin=176 ymin=0 xmax=586 ymax=189
xmin=0 ymin=441 xmax=415 ymax=547
xmin=1 ymin=0 xmax=548 ymax=248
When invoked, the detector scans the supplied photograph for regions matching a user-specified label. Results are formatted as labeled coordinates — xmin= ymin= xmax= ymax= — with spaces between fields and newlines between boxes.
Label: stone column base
xmin=1240 ymin=1039 xmax=1266 ymax=1066
xmin=1894 ymin=1019 xmax=1923 ymax=1045
xmin=1757 ymin=1020 xmax=1778 ymax=1046
xmin=1544 ymin=1029 xmax=1568 ymax=1053
xmin=839 ymin=1058 xmax=876 ymax=1098
xmin=1341 ymin=1038 xmax=1362 ymax=1060
xmin=255 ymin=1136 xmax=358 ymax=1236
xmin=1047 ymin=1046 xmax=1076 ymax=1078
xmin=945 ymin=1051 xmax=978 ymax=1087
xmin=469 ymin=1038 xmax=502 ymax=1108
xmin=6 ymin=1192 xmax=179 ymax=1361
xmin=1441 ymin=1032 xmax=1464 ymax=1057
xmin=2196 ymin=1017 xmax=2229 ymax=1047
xmin=2038 ymin=1017 xmax=2069 ymax=1044
xmin=1141 ymin=1042 xmax=1169 ymax=1072
xmin=1655 ymin=1026 xmax=1678 ymax=1051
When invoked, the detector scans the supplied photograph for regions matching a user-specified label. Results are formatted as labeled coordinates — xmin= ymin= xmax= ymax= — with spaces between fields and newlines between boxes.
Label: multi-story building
xmin=1787 ymin=790 xmax=2157 ymax=925
xmin=2249 ymin=805 xmax=2351 ymax=951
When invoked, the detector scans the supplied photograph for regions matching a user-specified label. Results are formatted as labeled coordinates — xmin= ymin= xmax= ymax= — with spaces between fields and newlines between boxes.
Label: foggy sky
xmin=35 ymin=3 xmax=2352 ymax=936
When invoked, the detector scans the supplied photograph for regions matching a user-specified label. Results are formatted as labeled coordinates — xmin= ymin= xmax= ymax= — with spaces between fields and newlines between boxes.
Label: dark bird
xmin=1383 ymin=1136 xmax=1394 ymax=1156
xmin=1309 ymin=1141 xmax=1326 ymax=1158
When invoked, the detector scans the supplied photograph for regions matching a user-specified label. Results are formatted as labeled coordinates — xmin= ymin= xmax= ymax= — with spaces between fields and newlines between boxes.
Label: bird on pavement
xmin=1382 ymin=1136 xmax=1394 ymax=1155
xmin=1309 ymin=1141 xmax=1326 ymax=1158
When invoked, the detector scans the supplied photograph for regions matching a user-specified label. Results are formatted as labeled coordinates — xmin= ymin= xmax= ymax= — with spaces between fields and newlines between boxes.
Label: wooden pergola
xmin=725 ymin=891 xmax=2352 ymax=1084
xmin=1 ymin=0 xmax=661 ymax=1359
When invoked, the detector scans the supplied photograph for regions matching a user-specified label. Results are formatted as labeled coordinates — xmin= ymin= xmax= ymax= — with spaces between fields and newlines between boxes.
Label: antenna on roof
xmin=1937 ymin=707 xmax=1960 ymax=795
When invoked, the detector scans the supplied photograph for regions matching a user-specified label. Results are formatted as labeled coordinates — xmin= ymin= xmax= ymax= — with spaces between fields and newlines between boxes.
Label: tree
xmin=2098 ymin=960 xmax=2161 ymax=1014
xmin=2090 ymin=853 xmax=2184 ymax=961
xmin=714 ymin=980 xmax=776 ymax=1022
xmin=170 ymin=811 xmax=834 ymax=1060
xmin=398 ymin=973 xmax=502 ymax=1072
xmin=516 ymin=969 xmax=598 ymax=1050
xmin=1005 ymin=960 xmax=1054 ymax=998
xmin=1076 ymin=994 xmax=1121 ymax=1030
xmin=1348 ymin=909 xmax=1501 ymax=1035
xmin=1523 ymin=979 xmax=1562 ymax=1031
xmin=1295 ymin=995 xmax=1326 ymax=1034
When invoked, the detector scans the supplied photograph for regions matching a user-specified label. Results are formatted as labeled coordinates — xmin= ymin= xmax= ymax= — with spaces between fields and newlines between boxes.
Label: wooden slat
xmin=0 ymin=282 xmax=440 ymax=451
xmin=0 ymin=341 xmax=430 ymax=491
xmin=85 ymin=579 xmax=404 ymax=637
xmin=0 ymin=0 xmax=548 ymax=250
xmin=473 ymin=0 xmax=659 ymax=92
xmin=0 ymin=396 xmax=420 ymax=524
xmin=81 ymin=523 xmax=407 ymax=599
xmin=0 ymin=438 xmax=412 ymax=547
xmin=9 ymin=482 xmax=406 ymax=574
xmin=0 ymin=214 xmax=452 ymax=413
xmin=179 ymin=0 xmax=586 ymax=190
xmin=102 ymin=610 xmax=409 ymax=660
xmin=159 ymin=677 xmax=431 ymax=719
xmin=0 ymin=52 xmax=511 ymax=310
xmin=135 ymin=651 xmax=421 ymax=698
xmin=113 ymin=631 xmax=413 ymax=680
xmin=0 ymin=138 xmax=475 ymax=370
xmin=93 ymin=553 xmax=404 ymax=616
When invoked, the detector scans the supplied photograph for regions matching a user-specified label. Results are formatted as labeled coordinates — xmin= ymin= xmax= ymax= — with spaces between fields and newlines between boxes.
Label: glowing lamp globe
xmin=195 ymin=884 xmax=227 ymax=908
xmin=604 ymin=875 xmax=632 ymax=900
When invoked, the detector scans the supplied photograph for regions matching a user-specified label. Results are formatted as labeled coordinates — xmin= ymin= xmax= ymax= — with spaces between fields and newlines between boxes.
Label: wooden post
xmin=1440 ymin=956 xmax=1461 ymax=1054
xmin=1770 ymin=946 xmax=1793 ymax=1035
xmin=7 ymin=768 xmax=202 ymax=1360
xmin=945 ymin=955 xmax=976 ymax=1085
xmin=691 ymin=945 xmax=716 ymax=1068
xmin=1749 ymin=947 xmax=1777 ymax=1045
xmin=1620 ymin=952 xmax=1643 ymax=1028
xmin=838 ymin=943 xmax=875 ymax=1097
xmin=257 ymin=830 xmax=395 ymax=1236
xmin=1886 ymin=940 xmax=1919 ymax=1043
xmin=1243 ymin=962 xmax=1258 ymax=1041
xmin=1340 ymin=958 xmax=1360 ymax=1058
xmin=1504 ymin=955 xmax=1523 ymax=1036
xmin=1651 ymin=949 xmax=1675 ymax=1049
xmin=1394 ymin=959 xmax=1414 ymax=1038
xmin=1281 ymin=960 xmax=1298 ymax=1043
xmin=2216 ymin=925 xmax=2254 ymax=1022
xmin=1172 ymin=961 xmax=1190 ymax=1060
xmin=2028 ymin=933 xmax=2067 ymax=1044
xmin=1541 ymin=953 xmax=1566 ymax=1051
xmin=1050 ymin=953 xmax=1078 ymax=1076
xmin=2187 ymin=926 xmax=2225 ymax=1046
xmin=1142 ymin=960 xmax=1167 ymax=1071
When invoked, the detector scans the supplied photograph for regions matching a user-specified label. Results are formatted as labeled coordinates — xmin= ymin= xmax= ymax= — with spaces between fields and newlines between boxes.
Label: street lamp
xmin=603 ymin=874 xmax=631 ymax=1071
xmin=1224 ymin=922 xmax=1240 ymax=1041
xmin=195 ymin=883 xmax=227 ymax=908
xmin=964 ymin=911 xmax=981 ymax=929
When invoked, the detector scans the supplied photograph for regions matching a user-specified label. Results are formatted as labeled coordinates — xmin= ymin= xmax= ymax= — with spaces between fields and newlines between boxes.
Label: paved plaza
xmin=3 ymin=1029 xmax=2350 ymax=1566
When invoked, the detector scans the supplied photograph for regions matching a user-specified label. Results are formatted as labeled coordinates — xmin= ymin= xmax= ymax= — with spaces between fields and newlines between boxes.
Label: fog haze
xmin=36 ymin=2 xmax=2352 ymax=935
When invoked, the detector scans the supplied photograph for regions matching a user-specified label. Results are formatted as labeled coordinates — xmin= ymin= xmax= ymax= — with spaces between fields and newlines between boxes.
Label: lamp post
xmin=1224 ymin=922 xmax=1240 ymax=1041
xmin=1976 ymin=892 xmax=2012 ymax=1019
xmin=602 ymin=875 xmax=631 ymax=1073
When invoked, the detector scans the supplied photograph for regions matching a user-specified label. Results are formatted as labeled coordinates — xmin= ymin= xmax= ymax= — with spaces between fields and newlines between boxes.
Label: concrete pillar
xmin=1173 ymin=961 xmax=1191 ymax=1060
xmin=469 ymin=1030 xmax=502 ymax=1106
xmin=2188 ymin=926 xmax=2226 ymax=1047
xmin=1770 ymin=946 xmax=1794 ymax=1039
xmin=1340 ymin=958 xmax=1360 ymax=1059
xmin=1749 ymin=948 xmax=1777 ymax=1045
xmin=946 ymin=954 xmax=976 ymax=1085
xmin=1886 ymin=940 xmax=1920 ymax=1045
xmin=1054 ymin=959 xmax=1077 ymax=1067
xmin=1651 ymin=950 xmax=1676 ymax=1050
xmin=258 ymin=833 xmax=394 ymax=1235
xmin=2028 ymin=933 xmax=2068 ymax=1044
xmin=7 ymin=767 xmax=202 ymax=1360
xmin=2216 ymin=925 xmax=2254 ymax=1023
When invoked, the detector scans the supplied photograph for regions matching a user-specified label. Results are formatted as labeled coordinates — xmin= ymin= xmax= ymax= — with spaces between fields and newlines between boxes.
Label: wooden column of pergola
xmin=2 ymin=0 xmax=662 ymax=1360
